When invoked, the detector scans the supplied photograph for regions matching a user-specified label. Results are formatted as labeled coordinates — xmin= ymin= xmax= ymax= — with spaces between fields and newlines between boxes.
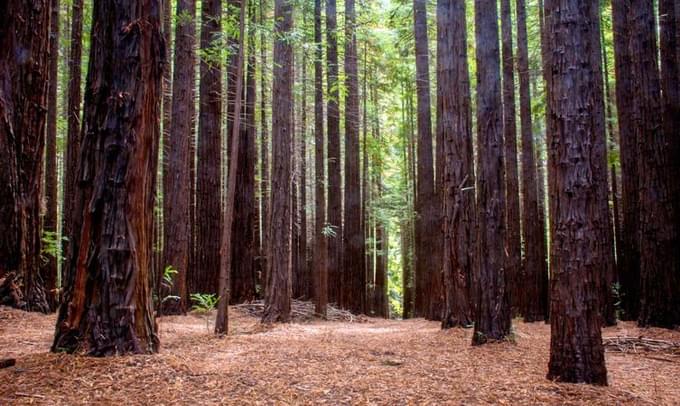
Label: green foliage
xmin=191 ymin=293 xmax=220 ymax=331
xmin=41 ymin=231 xmax=67 ymax=265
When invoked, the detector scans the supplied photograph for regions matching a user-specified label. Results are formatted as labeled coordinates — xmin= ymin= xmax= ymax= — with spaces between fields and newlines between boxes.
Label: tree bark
xmin=43 ymin=0 xmax=61 ymax=311
xmin=259 ymin=0 xmax=270 ymax=295
xmin=342 ymin=0 xmax=364 ymax=314
xmin=193 ymin=0 xmax=223 ymax=296
xmin=0 ymin=0 xmax=50 ymax=313
xmin=262 ymin=0 xmax=293 ymax=323
xmin=499 ymin=0 xmax=522 ymax=318
xmin=438 ymin=0 xmax=474 ymax=329
xmin=516 ymin=0 xmax=548 ymax=323
xmin=545 ymin=0 xmax=608 ymax=385
xmin=412 ymin=0 xmax=439 ymax=320
xmin=161 ymin=0 xmax=196 ymax=315
xmin=632 ymin=0 xmax=680 ymax=328
xmin=313 ymin=0 xmax=328 ymax=317
xmin=326 ymin=0 xmax=343 ymax=306
xmin=611 ymin=0 xmax=640 ymax=320
xmin=52 ymin=0 xmax=164 ymax=355
xmin=472 ymin=0 xmax=511 ymax=345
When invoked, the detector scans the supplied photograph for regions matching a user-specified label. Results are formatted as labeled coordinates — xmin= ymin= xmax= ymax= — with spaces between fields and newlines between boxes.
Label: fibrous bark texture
xmin=545 ymin=0 xmax=608 ymax=385
xmin=263 ymin=0 xmax=293 ymax=323
xmin=472 ymin=0 xmax=511 ymax=345
xmin=438 ymin=0 xmax=474 ymax=329
xmin=162 ymin=0 xmax=196 ymax=315
xmin=0 ymin=0 xmax=50 ymax=313
xmin=52 ymin=0 xmax=164 ymax=355
xmin=193 ymin=0 xmax=223 ymax=296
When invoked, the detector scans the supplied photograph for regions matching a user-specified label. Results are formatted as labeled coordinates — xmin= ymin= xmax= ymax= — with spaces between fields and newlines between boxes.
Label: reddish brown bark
xmin=192 ymin=0 xmax=223 ymax=296
xmin=326 ymin=0 xmax=342 ymax=305
xmin=516 ymin=0 xmax=548 ymax=322
xmin=161 ymin=0 xmax=196 ymax=315
xmin=472 ymin=0 xmax=511 ymax=345
xmin=438 ymin=0 xmax=474 ymax=329
xmin=633 ymin=0 xmax=680 ymax=328
xmin=43 ymin=0 xmax=61 ymax=311
xmin=53 ymin=0 xmax=164 ymax=355
xmin=0 ymin=0 xmax=50 ymax=313
xmin=262 ymin=0 xmax=293 ymax=323
xmin=611 ymin=0 xmax=639 ymax=320
xmin=412 ymin=0 xmax=439 ymax=320
xmin=545 ymin=0 xmax=608 ymax=385
xmin=62 ymin=0 xmax=84 ymax=282
xmin=313 ymin=0 xmax=328 ymax=317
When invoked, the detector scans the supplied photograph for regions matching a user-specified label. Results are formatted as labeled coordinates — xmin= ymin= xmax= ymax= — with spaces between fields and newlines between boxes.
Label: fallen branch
xmin=233 ymin=299 xmax=368 ymax=323
xmin=603 ymin=336 xmax=680 ymax=357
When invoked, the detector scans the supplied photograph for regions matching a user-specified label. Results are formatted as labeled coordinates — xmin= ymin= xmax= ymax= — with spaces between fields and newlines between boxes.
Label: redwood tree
xmin=162 ymin=0 xmax=196 ymax=315
xmin=326 ymin=0 xmax=343 ymax=305
xmin=413 ymin=0 xmax=439 ymax=320
xmin=0 ymin=0 xmax=50 ymax=313
xmin=53 ymin=0 xmax=164 ymax=355
xmin=439 ymin=0 xmax=475 ymax=329
xmin=313 ymin=0 xmax=328 ymax=317
xmin=343 ymin=0 xmax=365 ymax=314
xmin=263 ymin=0 xmax=293 ymax=323
xmin=545 ymin=0 xmax=608 ymax=385
xmin=472 ymin=0 xmax=511 ymax=345
xmin=193 ymin=0 xmax=223 ymax=296
xmin=516 ymin=0 xmax=548 ymax=322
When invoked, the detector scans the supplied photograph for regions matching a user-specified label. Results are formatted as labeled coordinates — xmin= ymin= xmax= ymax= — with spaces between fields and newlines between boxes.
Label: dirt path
xmin=1 ymin=306 xmax=679 ymax=404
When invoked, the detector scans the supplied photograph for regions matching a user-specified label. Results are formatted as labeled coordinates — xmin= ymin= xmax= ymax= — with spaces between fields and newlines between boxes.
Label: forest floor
xmin=1 ymin=305 xmax=680 ymax=405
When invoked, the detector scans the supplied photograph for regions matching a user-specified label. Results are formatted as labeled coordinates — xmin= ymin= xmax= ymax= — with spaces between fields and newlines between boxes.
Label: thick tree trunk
xmin=343 ymin=0 xmax=364 ymax=314
xmin=632 ymin=0 xmax=680 ymax=328
xmin=313 ymin=0 xmax=328 ymax=317
xmin=412 ymin=0 xmax=439 ymax=320
xmin=438 ymin=0 xmax=474 ymax=329
xmin=611 ymin=0 xmax=639 ymax=320
xmin=259 ymin=0 xmax=269 ymax=295
xmin=545 ymin=0 xmax=608 ymax=385
xmin=43 ymin=0 xmax=61 ymax=311
xmin=161 ymin=0 xmax=196 ymax=315
xmin=516 ymin=0 xmax=548 ymax=323
xmin=262 ymin=0 xmax=293 ymax=323
xmin=0 ymin=0 xmax=50 ymax=313
xmin=326 ymin=0 xmax=343 ymax=306
xmin=298 ymin=38 xmax=309 ymax=300
xmin=52 ymin=0 xmax=164 ymax=355
xmin=500 ymin=0 xmax=522 ymax=318
xmin=193 ymin=0 xmax=223 ymax=296
xmin=62 ymin=0 xmax=84 ymax=287
xmin=472 ymin=0 xmax=511 ymax=345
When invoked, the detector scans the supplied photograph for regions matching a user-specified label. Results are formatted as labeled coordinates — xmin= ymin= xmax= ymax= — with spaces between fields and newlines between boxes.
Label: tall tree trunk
xmin=53 ymin=0 xmax=164 ymax=355
xmin=229 ymin=0 xmax=257 ymax=304
xmin=216 ymin=0 xmax=247 ymax=334
xmin=43 ymin=0 xmax=61 ymax=311
xmin=611 ymin=0 xmax=639 ymax=320
xmin=500 ymin=0 xmax=521 ymax=318
xmin=313 ymin=0 xmax=328 ymax=317
xmin=438 ymin=0 xmax=474 ymax=329
xmin=162 ymin=0 xmax=196 ymax=315
xmin=0 ymin=0 xmax=50 ymax=313
xmin=263 ymin=0 xmax=293 ymax=323
xmin=62 ymin=0 xmax=84 ymax=295
xmin=412 ymin=0 xmax=438 ymax=320
xmin=516 ymin=0 xmax=547 ymax=322
xmin=259 ymin=0 xmax=269 ymax=294
xmin=633 ymin=0 xmax=680 ymax=328
xmin=343 ymin=0 xmax=364 ymax=314
xmin=545 ymin=0 xmax=608 ymax=385
xmin=193 ymin=0 xmax=223 ymax=296
xmin=472 ymin=0 xmax=511 ymax=345
xmin=326 ymin=0 xmax=343 ymax=305
xmin=299 ymin=36 xmax=310 ymax=300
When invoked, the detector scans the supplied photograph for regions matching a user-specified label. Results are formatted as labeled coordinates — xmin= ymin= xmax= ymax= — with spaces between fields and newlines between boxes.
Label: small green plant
xmin=191 ymin=293 xmax=220 ymax=331
xmin=41 ymin=231 xmax=67 ymax=264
